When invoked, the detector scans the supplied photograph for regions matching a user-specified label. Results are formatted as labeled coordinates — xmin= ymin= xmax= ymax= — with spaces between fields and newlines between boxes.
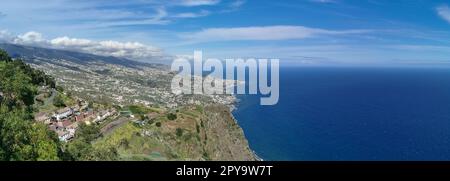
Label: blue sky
xmin=1 ymin=0 xmax=450 ymax=66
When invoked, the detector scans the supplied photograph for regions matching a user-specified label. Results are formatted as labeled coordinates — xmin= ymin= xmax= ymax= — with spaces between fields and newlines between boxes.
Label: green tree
xmin=0 ymin=63 xmax=37 ymax=109
xmin=65 ymin=139 xmax=118 ymax=161
xmin=0 ymin=50 xmax=61 ymax=161
xmin=30 ymin=124 xmax=60 ymax=161
xmin=0 ymin=49 xmax=12 ymax=62
xmin=56 ymin=85 xmax=64 ymax=93
xmin=65 ymin=139 xmax=93 ymax=160
xmin=167 ymin=113 xmax=177 ymax=120
xmin=0 ymin=109 xmax=60 ymax=160
xmin=53 ymin=94 xmax=66 ymax=107
xmin=155 ymin=122 xmax=161 ymax=127
xmin=176 ymin=128 xmax=183 ymax=137
xmin=76 ymin=123 xmax=101 ymax=142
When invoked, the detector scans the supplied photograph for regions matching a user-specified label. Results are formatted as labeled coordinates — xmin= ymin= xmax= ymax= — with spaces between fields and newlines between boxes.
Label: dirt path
xmin=100 ymin=117 xmax=131 ymax=135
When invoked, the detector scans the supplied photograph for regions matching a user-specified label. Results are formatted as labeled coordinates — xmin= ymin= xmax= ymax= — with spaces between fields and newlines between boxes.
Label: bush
xmin=155 ymin=122 xmax=161 ymax=127
xmin=167 ymin=113 xmax=177 ymax=120
xmin=176 ymin=128 xmax=183 ymax=137
xmin=53 ymin=94 xmax=66 ymax=107
xmin=56 ymin=85 xmax=64 ymax=93
xmin=76 ymin=123 xmax=101 ymax=142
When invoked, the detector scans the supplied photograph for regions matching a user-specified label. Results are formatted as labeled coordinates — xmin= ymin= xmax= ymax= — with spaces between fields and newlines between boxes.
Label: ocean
xmin=233 ymin=66 xmax=450 ymax=161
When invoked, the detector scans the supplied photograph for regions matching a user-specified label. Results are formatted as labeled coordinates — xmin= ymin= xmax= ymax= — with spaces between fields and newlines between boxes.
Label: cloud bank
xmin=0 ymin=30 xmax=164 ymax=61
xmin=182 ymin=25 xmax=370 ymax=42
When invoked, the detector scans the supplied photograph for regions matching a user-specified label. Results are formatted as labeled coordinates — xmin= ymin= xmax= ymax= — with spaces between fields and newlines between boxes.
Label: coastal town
xmin=20 ymin=51 xmax=245 ymax=143
xmin=28 ymin=57 xmax=239 ymax=110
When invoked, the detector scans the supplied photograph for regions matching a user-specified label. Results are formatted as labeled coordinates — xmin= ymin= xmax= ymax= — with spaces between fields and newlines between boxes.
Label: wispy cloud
xmin=230 ymin=0 xmax=245 ymax=8
xmin=181 ymin=25 xmax=370 ymax=43
xmin=389 ymin=44 xmax=450 ymax=52
xmin=437 ymin=5 xmax=450 ymax=24
xmin=309 ymin=0 xmax=337 ymax=3
xmin=173 ymin=10 xmax=210 ymax=18
xmin=0 ymin=12 xmax=5 ymax=18
xmin=96 ymin=7 xmax=171 ymax=27
xmin=220 ymin=0 xmax=246 ymax=13
xmin=0 ymin=30 xmax=165 ymax=61
xmin=175 ymin=0 xmax=221 ymax=7
xmin=0 ymin=0 xmax=226 ymax=30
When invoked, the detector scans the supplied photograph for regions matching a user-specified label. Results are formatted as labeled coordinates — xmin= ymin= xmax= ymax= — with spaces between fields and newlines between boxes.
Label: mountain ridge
xmin=0 ymin=43 xmax=168 ymax=70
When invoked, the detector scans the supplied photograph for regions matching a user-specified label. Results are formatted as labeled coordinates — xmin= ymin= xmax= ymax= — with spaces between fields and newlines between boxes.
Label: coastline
xmin=228 ymin=95 xmax=263 ymax=161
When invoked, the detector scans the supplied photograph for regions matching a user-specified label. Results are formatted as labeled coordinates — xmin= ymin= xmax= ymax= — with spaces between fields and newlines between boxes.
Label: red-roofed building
xmin=62 ymin=120 xmax=73 ymax=128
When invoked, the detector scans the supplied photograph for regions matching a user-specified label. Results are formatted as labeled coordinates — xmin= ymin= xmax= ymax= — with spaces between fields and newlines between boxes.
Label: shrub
xmin=53 ymin=94 xmax=66 ymax=107
xmin=167 ymin=113 xmax=177 ymax=120
xmin=176 ymin=128 xmax=183 ymax=137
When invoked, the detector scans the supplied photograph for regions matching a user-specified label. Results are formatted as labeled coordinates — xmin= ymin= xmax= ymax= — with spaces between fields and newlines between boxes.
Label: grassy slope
xmin=93 ymin=105 xmax=206 ymax=160
xmin=92 ymin=104 xmax=255 ymax=161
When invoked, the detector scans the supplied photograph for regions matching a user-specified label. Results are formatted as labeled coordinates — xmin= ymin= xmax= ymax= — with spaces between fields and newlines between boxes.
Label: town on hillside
xmin=33 ymin=85 xmax=162 ymax=142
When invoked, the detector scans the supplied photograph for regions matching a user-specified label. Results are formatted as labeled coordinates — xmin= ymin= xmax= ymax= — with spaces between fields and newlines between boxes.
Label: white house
xmin=53 ymin=107 xmax=74 ymax=121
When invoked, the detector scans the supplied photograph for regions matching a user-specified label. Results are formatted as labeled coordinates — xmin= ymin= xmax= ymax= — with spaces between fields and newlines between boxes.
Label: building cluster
xmin=29 ymin=57 xmax=239 ymax=112
xmin=34 ymin=100 xmax=117 ymax=142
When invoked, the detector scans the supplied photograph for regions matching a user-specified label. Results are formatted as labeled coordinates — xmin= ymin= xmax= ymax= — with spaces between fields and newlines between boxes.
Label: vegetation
xmin=0 ymin=49 xmax=255 ymax=161
xmin=65 ymin=123 xmax=118 ymax=161
xmin=0 ymin=50 xmax=12 ymax=62
xmin=167 ymin=113 xmax=177 ymax=120
xmin=76 ymin=123 xmax=101 ymax=142
xmin=0 ymin=49 xmax=60 ymax=160
xmin=0 ymin=49 xmax=116 ymax=161
xmin=176 ymin=128 xmax=184 ymax=137
xmin=53 ymin=94 xmax=66 ymax=107
xmin=127 ymin=105 xmax=157 ymax=115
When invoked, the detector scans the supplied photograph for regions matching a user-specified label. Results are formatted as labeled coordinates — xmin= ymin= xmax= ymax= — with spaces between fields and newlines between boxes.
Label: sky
xmin=1 ymin=0 xmax=450 ymax=66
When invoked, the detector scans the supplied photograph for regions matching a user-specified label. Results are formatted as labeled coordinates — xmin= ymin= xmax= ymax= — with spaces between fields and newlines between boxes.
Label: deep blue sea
xmin=233 ymin=66 xmax=450 ymax=161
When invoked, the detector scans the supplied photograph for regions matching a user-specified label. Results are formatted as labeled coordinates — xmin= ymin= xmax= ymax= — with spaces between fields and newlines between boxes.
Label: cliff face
xmin=202 ymin=105 xmax=256 ymax=161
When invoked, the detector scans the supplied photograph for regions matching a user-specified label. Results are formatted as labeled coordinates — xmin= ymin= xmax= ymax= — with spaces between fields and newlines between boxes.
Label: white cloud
xmin=0 ymin=0 xmax=225 ymax=31
xmin=437 ymin=5 xmax=450 ymax=24
xmin=97 ymin=7 xmax=171 ymax=27
xmin=0 ymin=30 xmax=14 ymax=42
xmin=181 ymin=25 xmax=370 ymax=42
xmin=173 ymin=10 xmax=210 ymax=18
xmin=0 ymin=30 xmax=165 ymax=61
xmin=13 ymin=31 xmax=47 ymax=45
xmin=49 ymin=37 xmax=164 ymax=60
xmin=176 ymin=0 xmax=221 ymax=6
xmin=220 ymin=0 xmax=246 ymax=13
xmin=230 ymin=0 xmax=245 ymax=8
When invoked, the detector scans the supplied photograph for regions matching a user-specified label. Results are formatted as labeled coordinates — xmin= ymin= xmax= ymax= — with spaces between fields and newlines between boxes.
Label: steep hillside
xmin=0 ymin=46 xmax=255 ymax=161
xmin=93 ymin=104 xmax=256 ymax=161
